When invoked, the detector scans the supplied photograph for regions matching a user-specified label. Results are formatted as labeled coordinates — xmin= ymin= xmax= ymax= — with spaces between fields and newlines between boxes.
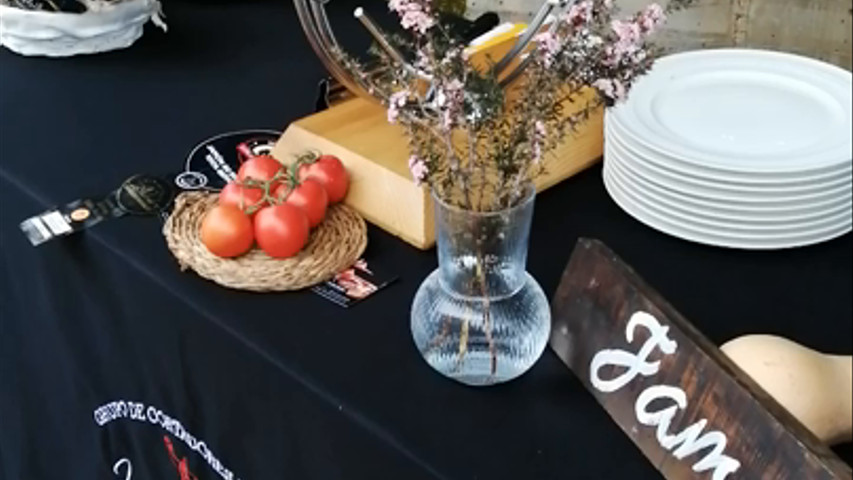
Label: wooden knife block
xmin=272 ymin=33 xmax=604 ymax=249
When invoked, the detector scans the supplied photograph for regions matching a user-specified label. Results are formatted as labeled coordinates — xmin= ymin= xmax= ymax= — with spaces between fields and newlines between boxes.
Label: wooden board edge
xmin=273 ymin=124 xmax=433 ymax=250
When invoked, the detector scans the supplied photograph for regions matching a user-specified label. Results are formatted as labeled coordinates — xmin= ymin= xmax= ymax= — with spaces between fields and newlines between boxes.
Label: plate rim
xmin=611 ymin=48 xmax=853 ymax=173
xmin=606 ymin=137 xmax=853 ymax=204
xmin=603 ymin=168 xmax=853 ymax=249
xmin=605 ymin=155 xmax=853 ymax=225
xmin=605 ymin=116 xmax=853 ymax=185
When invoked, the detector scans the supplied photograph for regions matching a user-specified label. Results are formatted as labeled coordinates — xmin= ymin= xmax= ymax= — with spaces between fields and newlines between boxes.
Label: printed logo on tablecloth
xmin=94 ymin=400 xmax=241 ymax=480
xmin=164 ymin=435 xmax=199 ymax=480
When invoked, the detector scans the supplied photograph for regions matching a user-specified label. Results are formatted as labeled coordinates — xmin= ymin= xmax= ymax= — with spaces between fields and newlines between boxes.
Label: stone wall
xmin=465 ymin=0 xmax=852 ymax=68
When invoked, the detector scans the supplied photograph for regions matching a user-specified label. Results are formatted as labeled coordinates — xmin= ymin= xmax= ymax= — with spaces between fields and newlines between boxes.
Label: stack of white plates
xmin=604 ymin=49 xmax=852 ymax=249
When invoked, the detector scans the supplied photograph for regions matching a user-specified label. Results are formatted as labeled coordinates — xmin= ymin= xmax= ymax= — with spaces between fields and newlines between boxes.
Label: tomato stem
xmin=233 ymin=150 xmax=320 ymax=211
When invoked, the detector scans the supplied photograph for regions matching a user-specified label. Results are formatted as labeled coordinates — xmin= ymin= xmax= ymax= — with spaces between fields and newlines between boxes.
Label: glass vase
xmin=410 ymin=185 xmax=551 ymax=386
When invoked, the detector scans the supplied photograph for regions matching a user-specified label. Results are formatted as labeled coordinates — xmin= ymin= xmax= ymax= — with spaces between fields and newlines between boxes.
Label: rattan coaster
xmin=164 ymin=192 xmax=368 ymax=291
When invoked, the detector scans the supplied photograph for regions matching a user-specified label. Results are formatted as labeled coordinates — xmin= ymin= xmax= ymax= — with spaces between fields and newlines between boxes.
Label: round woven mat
xmin=164 ymin=192 xmax=367 ymax=291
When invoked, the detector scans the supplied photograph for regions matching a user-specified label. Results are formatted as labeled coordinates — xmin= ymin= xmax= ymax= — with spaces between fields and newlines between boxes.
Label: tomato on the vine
xmin=238 ymin=155 xmax=283 ymax=188
xmin=219 ymin=182 xmax=265 ymax=214
xmin=274 ymin=178 xmax=328 ymax=228
xmin=254 ymin=204 xmax=309 ymax=258
xmin=297 ymin=154 xmax=349 ymax=204
xmin=200 ymin=204 xmax=254 ymax=258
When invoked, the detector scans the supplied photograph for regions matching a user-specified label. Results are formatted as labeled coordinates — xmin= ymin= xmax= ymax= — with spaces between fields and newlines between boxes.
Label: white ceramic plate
xmin=603 ymin=168 xmax=853 ymax=249
xmin=606 ymin=139 xmax=853 ymax=209
xmin=605 ymin=153 xmax=852 ymax=225
xmin=606 ymin=136 xmax=853 ymax=204
xmin=607 ymin=164 xmax=851 ymax=235
xmin=604 ymin=152 xmax=853 ymax=220
xmin=605 ymin=116 xmax=852 ymax=186
xmin=610 ymin=49 xmax=853 ymax=173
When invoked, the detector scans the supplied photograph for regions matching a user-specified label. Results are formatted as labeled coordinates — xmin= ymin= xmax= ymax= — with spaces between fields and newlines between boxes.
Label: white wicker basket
xmin=0 ymin=0 xmax=166 ymax=57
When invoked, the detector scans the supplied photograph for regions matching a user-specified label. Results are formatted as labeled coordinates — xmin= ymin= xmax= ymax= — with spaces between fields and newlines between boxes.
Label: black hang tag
xmin=315 ymin=78 xmax=354 ymax=112
xmin=19 ymin=195 xmax=124 ymax=247
xmin=19 ymin=129 xmax=284 ymax=247
xmin=19 ymin=174 xmax=174 ymax=247
xmin=316 ymin=78 xmax=332 ymax=112
xmin=115 ymin=175 xmax=175 ymax=216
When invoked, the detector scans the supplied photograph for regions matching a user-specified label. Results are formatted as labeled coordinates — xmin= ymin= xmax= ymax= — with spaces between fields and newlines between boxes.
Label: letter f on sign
xmin=590 ymin=311 xmax=678 ymax=393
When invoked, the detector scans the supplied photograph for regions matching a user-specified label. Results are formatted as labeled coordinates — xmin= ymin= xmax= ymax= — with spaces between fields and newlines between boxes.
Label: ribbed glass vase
xmin=410 ymin=185 xmax=551 ymax=386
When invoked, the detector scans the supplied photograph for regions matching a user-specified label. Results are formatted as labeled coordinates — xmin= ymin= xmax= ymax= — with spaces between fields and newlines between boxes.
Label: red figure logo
xmin=163 ymin=436 xmax=198 ymax=480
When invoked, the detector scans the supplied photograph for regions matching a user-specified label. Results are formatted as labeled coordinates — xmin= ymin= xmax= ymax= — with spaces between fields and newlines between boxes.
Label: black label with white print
xmin=19 ymin=174 xmax=174 ymax=246
xmin=177 ymin=129 xmax=281 ymax=191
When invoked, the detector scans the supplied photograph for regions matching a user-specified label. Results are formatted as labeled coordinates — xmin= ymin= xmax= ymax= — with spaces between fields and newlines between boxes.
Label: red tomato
xmin=238 ymin=155 xmax=283 ymax=187
xmin=254 ymin=204 xmax=309 ymax=258
xmin=297 ymin=155 xmax=349 ymax=204
xmin=199 ymin=204 xmax=254 ymax=258
xmin=219 ymin=182 xmax=265 ymax=214
xmin=273 ymin=179 xmax=328 ymax=228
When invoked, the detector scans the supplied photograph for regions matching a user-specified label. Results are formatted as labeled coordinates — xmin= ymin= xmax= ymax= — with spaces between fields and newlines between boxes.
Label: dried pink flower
xmin=638 ymin=3 xmax=666 ymax=34
xmin=408 ymin=155 xmax=429 ymax=184
xmin=593 ymin=78 xmax=627 ymax=102
xmin=606 ymin=19 xmax=643 ymax=64
xmin=534 ymin=31 xmax=561 ymax=67
xmin=389 ymin=0 xmax=434 ymax=34
xmin=337 ymin=0 xmax=681 ymax=205
xmin=612 ymin=19 xmax=642 ymax=46
xmin=533 ymin=141 xmax=543 ymax=163
xmin=387 ymin=90 xmax=409 ymax=124
xmin=434 ymin=79 xmax=465 ymax=129
xmin=434 ymin=85 xmax=458 ymax=109
xmin=563 ymin=0 xmax=594 ymax=27
xmin=532 ymin=120 xmax=547 ymax=163
xmin=441 ymin=110 xmax=454 ymax=130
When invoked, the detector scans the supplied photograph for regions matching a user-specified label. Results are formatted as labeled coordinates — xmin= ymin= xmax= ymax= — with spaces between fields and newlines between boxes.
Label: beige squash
xmin=721 ymin=335 xmax=852 ymax=445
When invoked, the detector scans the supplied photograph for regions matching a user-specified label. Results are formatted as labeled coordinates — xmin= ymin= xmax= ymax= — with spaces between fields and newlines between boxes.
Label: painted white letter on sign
xmin=590 ymin=311 xmax=741 ymax=479
xmin=590 ymin=311 xmax=678 ymax=393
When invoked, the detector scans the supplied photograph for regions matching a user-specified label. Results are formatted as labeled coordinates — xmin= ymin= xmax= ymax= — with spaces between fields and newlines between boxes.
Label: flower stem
xmin=475 ymin=251 xmax=496 ymax=376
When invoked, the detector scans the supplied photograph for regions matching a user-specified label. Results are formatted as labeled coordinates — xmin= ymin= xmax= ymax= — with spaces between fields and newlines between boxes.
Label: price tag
xmin=19 ymin=174 xmax=174 ymax=246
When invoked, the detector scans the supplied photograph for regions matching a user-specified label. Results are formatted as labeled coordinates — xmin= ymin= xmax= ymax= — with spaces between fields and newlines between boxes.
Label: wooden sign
xmin=549 ymin=239 xmax=852 ymax=480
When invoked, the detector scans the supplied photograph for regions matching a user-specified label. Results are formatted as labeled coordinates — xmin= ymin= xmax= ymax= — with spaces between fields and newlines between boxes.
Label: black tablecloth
xmin=2 ymin=2 xmax=851 ymax=479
